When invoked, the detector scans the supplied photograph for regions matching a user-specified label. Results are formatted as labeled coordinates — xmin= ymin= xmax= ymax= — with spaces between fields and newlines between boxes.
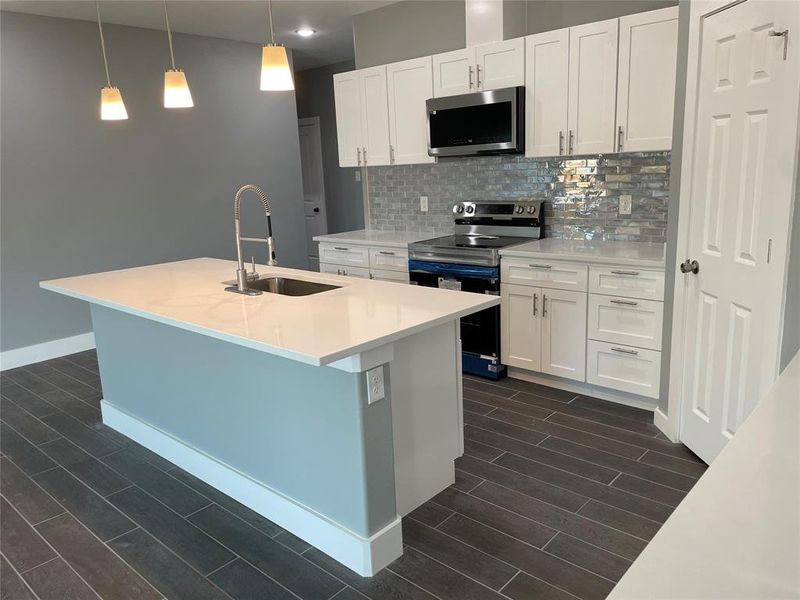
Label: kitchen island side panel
xmin=90 ymin=304 xmax=397 ymax=539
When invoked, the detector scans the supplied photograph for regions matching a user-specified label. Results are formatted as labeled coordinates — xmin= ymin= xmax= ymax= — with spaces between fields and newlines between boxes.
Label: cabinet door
xmin=541 ymin=288 xmax=587 ymax=381
xmin=525 ymin=29 xmax=570 ymax=157
xmin=432 ymin=48 xmax=475 ymax=97
xmin=616 ymin=7 xmax=679 ymax=152
xmin=333 ymin=71 xmax=362 ymax=167
xmin=370 ymin=268 xmax=409 ymax=284
xmin=501 ymin=284 xmax=541 ymax=371
xmin=567 ymin=19 xmax=619 ymax=155
xmin=475 ymin=38 xmax=525 ymax=91
xmin=387 ymin=57 xmax=435 ymax=165
xmin=358 ymin=66 xmax=392 ymax=166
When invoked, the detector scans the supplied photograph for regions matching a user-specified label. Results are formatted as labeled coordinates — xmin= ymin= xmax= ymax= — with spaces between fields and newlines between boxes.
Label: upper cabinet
xmin=433 ymin=39 xmax=524 ymax=97
xmin=616 ymin=7 xmax=679 ymax=152
xmin=525 ymin=29 xmax=569 ymax=157
xmin=568 ymin=19 xmax=619 ymax=155
xmin=387 ymin=57 xmax=435 ymax=165
xmin=333 ymin=67 xmax=391 ymax=167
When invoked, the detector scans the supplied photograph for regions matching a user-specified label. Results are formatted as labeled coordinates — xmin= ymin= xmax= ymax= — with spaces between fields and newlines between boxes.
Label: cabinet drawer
xmin=502 ymin=258 xmax=588 ymax=292
xmin=588 ymin=294 xmax=663 ymax=350
xmin=368 ymin=247 xmax=409 ymax=272
xmin=587 ymin=340 xmax=661 ymax=399
xmin=589 ymin=267 xmax=664 ymax=300
xmin=370 ymin=268 xmax=409 ymax=283
xmin=318 ymin=243 xmax=370 ymax=268
xmin=319 ymin=263 xmax=370 ymax=278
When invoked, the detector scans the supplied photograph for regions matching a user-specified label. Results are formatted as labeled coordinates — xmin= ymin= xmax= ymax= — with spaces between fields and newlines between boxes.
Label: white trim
xmin=507 ymin=368 xmax=658 ymax=411
xmin=0 ymin=332 xmax=96 ymax=371
xmin=653 ymin=406 xmax=676 ymax=441
xmin=101 ymin=400 xmax=403 ymax=576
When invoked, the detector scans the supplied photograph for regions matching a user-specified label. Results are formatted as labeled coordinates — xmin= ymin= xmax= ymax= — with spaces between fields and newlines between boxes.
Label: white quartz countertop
xmin=500 ymin=239 xmax=666 ymax=268
xmin=313 ymin=229 xmax=441 ymax=248
xmin=608 ymin=352 xmax=800 ymax=599
xmin=41 ymin=258 xmax=498 ymax=366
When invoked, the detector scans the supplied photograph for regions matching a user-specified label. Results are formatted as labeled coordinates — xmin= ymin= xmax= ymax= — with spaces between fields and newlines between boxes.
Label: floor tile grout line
xmin=18 ymin=361 xmax=102 ymax=396
xmin=0 ymin=551 xmax=47 ymax=600
xmin=1 ymin=392 xmax=64 ymax=422
xmin=42 ymin=358 xmax=103 ymax=391
xmin=30 ymin=510 xmax=68 ymax=528
xmin=203 ymin=556 xmax=239 ymax=578
xmin=431 ymin=490 xmax=641 ymax=564
xmin=102 ymin=525 xmax=140 ymax=544
xmin=460 ymin=463 xmax=661 ymax=541
xmin=535 ymin=434 xmax=551 ymax=447
xmin=181 ymin=501 xmax=214 ymax=519
xmin=16 ymin=555 xmax=59 ymax=576
xmin=433 ymin=511 xmax=458 ymax=531
xmin=0 ymin=409 xmax=62 ymax=447
xmin=384 ymin=563 xmax=447 ymax=600
xmin=499 ymin=569 xmax=583 ymax=600
xmin=6 ymin=368 xmax=102 ymax=415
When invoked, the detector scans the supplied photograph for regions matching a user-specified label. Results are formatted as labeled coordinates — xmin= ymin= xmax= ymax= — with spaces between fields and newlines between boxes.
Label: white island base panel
xmin=91 ymin=305 xmax=462 ymax=577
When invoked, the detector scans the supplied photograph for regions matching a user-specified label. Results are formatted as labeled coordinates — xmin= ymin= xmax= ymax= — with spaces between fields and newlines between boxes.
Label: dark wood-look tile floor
xmin=0 ymin=352 xmax=707 ymax=600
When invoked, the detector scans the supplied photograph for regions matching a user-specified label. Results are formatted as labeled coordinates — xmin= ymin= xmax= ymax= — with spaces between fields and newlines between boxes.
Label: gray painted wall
xmin=0 ymin=12 xmax=306 ymax=352
xmin=353 ymin=0 xmax=676 ymax=68
xmin=295 ymin=61 xmax=365 ymax=234
xmin=658 ymin=0 xmax=690 ymax=413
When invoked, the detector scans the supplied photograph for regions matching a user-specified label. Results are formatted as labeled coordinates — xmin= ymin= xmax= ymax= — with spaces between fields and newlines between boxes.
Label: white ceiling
xmin=0 ymin=0 xmax=395 ymax=71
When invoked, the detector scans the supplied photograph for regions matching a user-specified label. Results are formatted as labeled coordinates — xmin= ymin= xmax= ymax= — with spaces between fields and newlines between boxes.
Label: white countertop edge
xmin=313 ymin=230 xmax=441 ymax=249
xmin=498 ymin=248 xmax=665 ymax=269
xmin=39 ymin=281 xmax=498 ymax=368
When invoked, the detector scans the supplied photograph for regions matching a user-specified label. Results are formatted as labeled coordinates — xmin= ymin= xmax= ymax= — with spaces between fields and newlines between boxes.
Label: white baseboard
xmin=101 ymin=400 xmax=403 ymax=576
xmin=507 ymin=367 xmax=658 ymax=411
xmin=0 ymin=332 xmax=96 ymax=371
xmin=653 ymin=406 xmax=678 ymax=442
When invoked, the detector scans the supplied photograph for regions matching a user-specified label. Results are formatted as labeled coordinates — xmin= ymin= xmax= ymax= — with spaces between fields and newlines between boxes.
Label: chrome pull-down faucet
xmin=226 ymin=184 xmax=277 ymax=296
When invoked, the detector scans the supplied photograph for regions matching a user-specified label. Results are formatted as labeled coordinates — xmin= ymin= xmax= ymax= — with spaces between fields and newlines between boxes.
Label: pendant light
xmin=96 ymin=2 xmax=128 ymax=120
xmin=260 ymin=0 xmax=294 ymax=91
xmin=162 ymin=0 xmax=193 ymax=108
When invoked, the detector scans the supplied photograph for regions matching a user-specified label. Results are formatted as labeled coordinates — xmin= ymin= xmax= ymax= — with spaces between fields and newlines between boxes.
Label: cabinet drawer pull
xmin=611 ymin=346 xmax=638 ymax=355
xmin=333 ymin=247 xmax=350 ymax=251
xmin=610 ymin=299 xmax=638 ymax=306
xmin=378 ymin=251 xmax=396 ymax=256
xmin=528 ymin=264 xmax=552 ymax=269
xmin=610 ymin=270 xmax=640 ymax=276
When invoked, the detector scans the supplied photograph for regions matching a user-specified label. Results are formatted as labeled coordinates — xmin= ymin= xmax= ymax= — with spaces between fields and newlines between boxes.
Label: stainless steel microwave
xmin=426 ymin=86 xmax=525 ymax=157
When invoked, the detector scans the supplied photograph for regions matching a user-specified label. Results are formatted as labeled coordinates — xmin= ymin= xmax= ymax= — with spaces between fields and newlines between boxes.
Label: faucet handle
xmin=249 ymin=256 xmax=259 ymax=281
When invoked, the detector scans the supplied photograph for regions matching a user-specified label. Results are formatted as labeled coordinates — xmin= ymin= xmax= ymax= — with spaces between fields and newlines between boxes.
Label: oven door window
xmin=429 ymin=102 xmax=512 ymax=148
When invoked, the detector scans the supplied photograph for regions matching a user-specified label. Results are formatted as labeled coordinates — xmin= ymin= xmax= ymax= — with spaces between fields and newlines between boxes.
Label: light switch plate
xmin=619 ymin=195 xmax=632 ymax=215
xmin=366 ymin=366 xmax=385 ymax=404
xmin=420 ymin=196 xmax=428 ymax=212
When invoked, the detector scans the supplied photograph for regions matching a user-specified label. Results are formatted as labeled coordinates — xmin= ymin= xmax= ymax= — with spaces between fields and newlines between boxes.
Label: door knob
xmin=680 ymin=259 xmax=700 ymax=274
xmin=313 ymin=207 xmax=320 ymax=213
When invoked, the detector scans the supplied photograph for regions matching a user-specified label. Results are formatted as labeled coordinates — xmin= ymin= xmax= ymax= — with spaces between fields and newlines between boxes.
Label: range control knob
xmin=527 ymin=205 xmax=537 ymax=214
xmin=465 ymin=205 xmax=475 ymax=214
xmin=454 ymin=204 xmax=464 ymax=214
xmin=515 ymin=205 xmax=524 ymax=214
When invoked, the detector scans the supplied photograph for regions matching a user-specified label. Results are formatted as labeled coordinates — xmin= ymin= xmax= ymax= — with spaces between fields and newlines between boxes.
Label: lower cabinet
xmin=501 ymin=283 xmax=586 ymax=382
xmin=319 ymin=242 xmax=410 ymax=283
xmin=320 ymin=263 xmax=370 ymax=278
xmin=587 ymin=340 xmax=661 ymax=399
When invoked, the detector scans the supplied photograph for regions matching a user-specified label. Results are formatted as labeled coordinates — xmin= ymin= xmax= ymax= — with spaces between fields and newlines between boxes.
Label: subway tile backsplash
xmin=366 ymin=151 xmax=670 ymax=242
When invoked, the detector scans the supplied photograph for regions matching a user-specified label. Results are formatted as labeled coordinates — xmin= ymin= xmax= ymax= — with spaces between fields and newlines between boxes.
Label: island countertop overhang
xmin=40 ymin=257 xmax=498 ymax=366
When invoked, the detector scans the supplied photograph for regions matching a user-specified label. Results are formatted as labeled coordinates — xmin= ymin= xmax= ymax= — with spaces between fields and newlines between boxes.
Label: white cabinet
xmin=501 ymin=284 xmax=542 ymax=371
xmin=333 ymin=67 xmax=391 ymax=167
xmin=319 ymin=263 xmax=370 ymax=278
xmin=368 ymin=247 xmax=409 ymax=271
xmin=587 ymin=340 xmax=661 ymax=399
xmin=501 ymin=258 xmax=588 ymax=291
xmin=525 ymin=28 xmax=569 ymax=158
xmin=588 ymin=294 xmax=664 ymax=350
xmin=588 ymin=267 xmax=665 ymax=300
xmin=387 ymin=57 xmax=435 ymax=165
xmin=432 ymin=39 xmax=524 ymax=98
xmin=541 ymin=288 xmax=587 ymax=381
xmin=616 ymin=7 xmax=679 ymax=152
xmin=318 ymin=243 xmax=370 ymax=268
xmin=501 ymin=283 xmax=586 ymax=383
xmin=370 ymin=268 xmax=410 ymax=284
xmin=568 ymin=18 xmax=619 ymax=155
xmin=320 ymin=242 xmax=410 ymax=282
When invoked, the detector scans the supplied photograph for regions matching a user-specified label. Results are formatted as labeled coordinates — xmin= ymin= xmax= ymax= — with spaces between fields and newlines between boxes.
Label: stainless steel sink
xmin=223 ymin=277 xmax=340 ymax=296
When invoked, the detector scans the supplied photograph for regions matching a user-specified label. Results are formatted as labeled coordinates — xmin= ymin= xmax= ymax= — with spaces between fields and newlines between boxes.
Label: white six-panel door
xmin=541 ymin=288 xmax=587 ymax=380
xmin=332 ymin=71 xmax=362 ymax=167
xmin=568 ymin=18 xmax=619 ymax=154
xmin=525 ymin=28 xmax=570 ymax=157
xmin=387 ymin=57 xmax=435 ymax=165
xmin=358 ymin=66 xmax=391 ymax=166
xmin=475 ymin=38 xmax=525 ymax=91
xmin=501 ymin=283 xmax=542 ymax=371
xmin=432 ymin=48 xmax=475 ymax=97
xmin=679 ymin=0 xmax=800 ymax=462
xmin=617 ymin=7 xmax=679 ymax=152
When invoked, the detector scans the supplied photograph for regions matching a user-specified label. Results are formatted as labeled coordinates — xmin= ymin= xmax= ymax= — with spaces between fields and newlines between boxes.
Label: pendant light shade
xmin=96 ymin=2 xmax=128 ymax=121
xmin=162 ymin=1 xmax=193 ymax=108
xmin=260 ymin=0 xmax=294 ymax=91
xmin=100 ymin=86 xmax=128 ymax=120
xmin=260 ymin=44 xmax=294 ymax=91
xmin=164 ymin=69 xmax=194 ymax=108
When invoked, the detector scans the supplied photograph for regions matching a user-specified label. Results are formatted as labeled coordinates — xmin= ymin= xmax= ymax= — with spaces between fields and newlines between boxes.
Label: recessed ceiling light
xmin=295 ymin=28 xmax=316 ymax=37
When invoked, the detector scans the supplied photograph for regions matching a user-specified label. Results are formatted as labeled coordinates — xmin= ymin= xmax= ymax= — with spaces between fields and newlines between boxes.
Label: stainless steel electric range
xmin=408 ymin=201 xmax=543 ymax=380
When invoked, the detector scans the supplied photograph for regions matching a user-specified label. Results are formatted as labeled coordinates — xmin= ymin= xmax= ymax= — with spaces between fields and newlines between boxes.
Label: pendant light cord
xmin=95 ymin=1 xmax=112 ymax=86
xmin=163 ymin=0 xmax=176 ymax=70
xmin=267 ymin=0 xmax=275 ymax=44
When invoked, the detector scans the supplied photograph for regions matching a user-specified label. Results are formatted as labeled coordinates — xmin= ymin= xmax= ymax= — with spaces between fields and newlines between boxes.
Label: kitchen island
xmin=40 ymin=258 xmax=498 ymax=576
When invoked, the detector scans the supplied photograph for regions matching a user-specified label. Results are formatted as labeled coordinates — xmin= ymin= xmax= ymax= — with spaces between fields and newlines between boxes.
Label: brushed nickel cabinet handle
xmin=617 ymin=125 xmax=624 ymax=152
xmin=334 ymin=246 xmax=349 ymax=251
xmin=610 ymin=299 xmax=639 ymax=306
xmin=542 ymin=294 xmax=548 ymax=317
xmin=529 ymin=264 xmax=552 ymax=269
xmin=379 ymin=251 xmax=395 ymax=256
xmin=468 ymin=65 xmax=474 ymax=89
xmin=611 ymin=270 xmax=639 ymax=276
xmin=568 ymin=130 xmax=574 ymax=154
xmin=558 ymin=130 xmax=564 ymax=155
xmin=476 ymin=64 xmax=482 ymax=88
xmin=611 ymin=346 xmax=638 ymax=355
xmin=533 ymin=293 xmax=538 ymax=316
xmin=357 ymin=147 xmax=361 ymax=166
